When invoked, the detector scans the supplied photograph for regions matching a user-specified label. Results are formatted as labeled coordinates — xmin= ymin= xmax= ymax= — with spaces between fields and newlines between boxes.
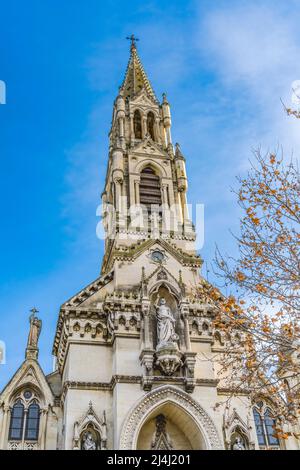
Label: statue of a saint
xmin=107 ymin=307 xmax=115 ymax=336
xmin=82 ymin=431 xmax=97 ymax=450
xmin=156 ymin=298 xmax=178 ymax=348
xmin=101 ymin=411 xmax=107 ymax=448
xmin=232 ymin=437 xmax=245 ymax=450
xmin=27 ymin=310 xmax=42 ymax=349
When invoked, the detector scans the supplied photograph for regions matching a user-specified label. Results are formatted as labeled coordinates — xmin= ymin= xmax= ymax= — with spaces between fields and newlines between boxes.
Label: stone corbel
xmin=141 ymin=299 xmax=151 ymax=348
xmin=155 ymin=345 xmax=182 ymax=376
xmin=139 ymin=349 xmax=155 ymax=391
xmin=183 ymin=351 xmax=197 ymax=393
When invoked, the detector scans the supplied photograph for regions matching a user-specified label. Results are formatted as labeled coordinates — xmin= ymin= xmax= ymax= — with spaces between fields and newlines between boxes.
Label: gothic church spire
xmin=121 ymin=36 xmax=158 ymax=102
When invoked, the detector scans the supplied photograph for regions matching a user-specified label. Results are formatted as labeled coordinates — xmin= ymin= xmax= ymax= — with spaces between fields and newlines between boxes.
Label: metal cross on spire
xmin=126 ymin=34 xmax=139 ymax=49
xmin=30 ymin=307 xmax=39 ymax=317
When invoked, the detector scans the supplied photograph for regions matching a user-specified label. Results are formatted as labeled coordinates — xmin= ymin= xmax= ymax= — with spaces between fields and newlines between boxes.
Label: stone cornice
xmin=61 ymin=375 xmax=141 ymax=402
xmin=60 ymin=375 xmax=220 ymax=403
xmin=217 ymin=387 xmax=251 ymax=396
xmin=103 ymin=238 xmax=202 ymax=275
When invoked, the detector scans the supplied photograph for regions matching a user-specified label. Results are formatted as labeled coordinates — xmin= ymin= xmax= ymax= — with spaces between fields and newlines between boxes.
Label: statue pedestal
xmin=25 ymin=347 xmax=38 ymax=361
xmin=155 ymin=343 xmax=182 ymax=376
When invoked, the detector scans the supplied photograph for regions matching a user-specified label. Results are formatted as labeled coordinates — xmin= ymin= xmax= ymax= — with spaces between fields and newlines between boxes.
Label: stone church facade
xmin=0 ymin=39 xmax=299 ymax=450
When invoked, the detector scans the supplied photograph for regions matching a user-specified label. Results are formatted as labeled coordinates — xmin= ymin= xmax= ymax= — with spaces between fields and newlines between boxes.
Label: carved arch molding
xmin=119 ymin=385 xmax=223 ymax=450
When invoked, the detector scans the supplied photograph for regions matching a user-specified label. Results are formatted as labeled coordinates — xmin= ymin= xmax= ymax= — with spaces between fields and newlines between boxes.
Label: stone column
xmin=180 ymin=190 xmax=189 ymax=221
xmin=0 ymin=406 xmax=10 ymax=449
xmin=165 ymin=126 xmax=172 ymax=145
xmin=175 ymin=190 xmax=183 ymax=226
xmin=40 ymin=408 xmax=48 ymax=450
xmin=129 ymin=113 xmax=134 ymax=143
xmin=134 ymin=180 xmax=140 ymax=205
xmin=129 ymin=177 xmax=135 ymax=208
xmin=142 ymin=115 xmax=147 ymax=139
xmin=121 ymin=179 xmax=127 ymax=216
xmin=119 ymin=117 xmax=124 ymax=138
xmin=142 ymin=301 xmax=151 ymax=349
xmin=114 ymin=180 xmax=121 ymax=212
xmin=162 ymin=185 xmax=169 ymax=207
xmin=155 ymin=117 xmax=161 ymax=143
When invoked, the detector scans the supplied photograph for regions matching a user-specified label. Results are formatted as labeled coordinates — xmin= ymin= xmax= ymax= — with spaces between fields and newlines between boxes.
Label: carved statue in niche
xmin=155 ymin=297 xmax=178 ymax=349
xmin=106 ymin=307 xmax=115 ymax=336
xmin=82 ymin=431 xmax=97 ymax=450
xmin=232 ymin=436 xmax=246 ymax=450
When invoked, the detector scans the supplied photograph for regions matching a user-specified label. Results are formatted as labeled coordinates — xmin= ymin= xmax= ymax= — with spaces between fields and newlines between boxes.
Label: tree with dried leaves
xmin=210 ymin=149 xmax=300 ymax=434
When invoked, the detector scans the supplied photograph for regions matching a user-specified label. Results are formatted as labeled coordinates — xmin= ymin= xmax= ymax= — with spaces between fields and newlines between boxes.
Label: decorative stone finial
xmin=175 ymin=142 xmax=185 ymax=160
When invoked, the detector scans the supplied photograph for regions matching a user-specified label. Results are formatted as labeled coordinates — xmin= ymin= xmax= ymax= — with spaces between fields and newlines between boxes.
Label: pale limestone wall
xmin=192 ymin=341 xmax=216 ymax=380
xmin=63 ymin=389 xmax=112 ymax=450
xmin=45 ymin=408 xmax=61 ymax=450
xmin=112 ymin=383 xmax=144 ymax=449
xmin=113 ymin=245 xmax=199 ymax=290
xmin=112 ymin=337 xmax=141 ymax=376
xmin=63 ymin=343 xmax=112 ymax=382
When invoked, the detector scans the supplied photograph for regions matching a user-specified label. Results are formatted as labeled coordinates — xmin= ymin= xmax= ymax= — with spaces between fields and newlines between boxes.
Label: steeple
xmin=101 ymin=38 xmax=196 ymax=275
xmin=121 ymin=36 xmax=158 ymax=102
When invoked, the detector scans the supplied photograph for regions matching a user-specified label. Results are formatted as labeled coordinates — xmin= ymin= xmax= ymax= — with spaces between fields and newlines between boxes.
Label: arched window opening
xmin=264 ymin=409 xmax=279 ymax=446
xmin=25 ymin=402 xmax=40 ymax=441
xmin=253 ymin=408 xmax=266 ymax=446
xmin=253 ymin=403 xmax=280 ymax=449
xmin=147 ymin=112 xmax=155 ymax=140
xmin=139 ymin=166 xmax=162 ymax=212
xmin=9 ymin=400 xmax=24 ymax=441
xmin=134 ymin=110 xmax=142 ymax=139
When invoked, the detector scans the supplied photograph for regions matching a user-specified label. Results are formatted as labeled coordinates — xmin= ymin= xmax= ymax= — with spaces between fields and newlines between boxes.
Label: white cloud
xmin=196 ymin=3 xmax=300 ymax=154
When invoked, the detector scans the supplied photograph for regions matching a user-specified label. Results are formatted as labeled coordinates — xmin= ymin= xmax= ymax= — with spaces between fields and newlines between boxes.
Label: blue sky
xmin=0 ymin=0 xmax=299 ymax=389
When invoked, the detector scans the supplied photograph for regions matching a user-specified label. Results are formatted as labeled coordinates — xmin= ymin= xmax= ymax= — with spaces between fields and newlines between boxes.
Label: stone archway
xmin=119 ymin=386 xmax=223 ymax=450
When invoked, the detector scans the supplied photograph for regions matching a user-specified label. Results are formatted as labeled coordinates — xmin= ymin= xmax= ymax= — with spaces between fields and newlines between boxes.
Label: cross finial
xmin=126 ymin=34 xmax=139 ymax=49
xmin=30 ymin=307 xmax=39 ymax=316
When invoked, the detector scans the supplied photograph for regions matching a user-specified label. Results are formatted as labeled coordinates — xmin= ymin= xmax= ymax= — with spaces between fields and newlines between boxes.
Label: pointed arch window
xmin=25 ymin=402 xmax=40 ymax=441
xmin=264 ymin=409 xmax=279 ymax=446
xmin=8 ymin=390 xmax=41 ymax=447
xmin=9 ymin=400 xmax=25 ymax=441
xmin=147 ymin=112 xmax=155 ymax=140
xmin=139 ymin=166 xmax=162 ymax=211
xmin=134 ymin=110 xmax=142 ymax=139
xmin=253 ymin=403 xmax=280 ymax=449
xmin=253 ymin=408 xmax=266 ymax=446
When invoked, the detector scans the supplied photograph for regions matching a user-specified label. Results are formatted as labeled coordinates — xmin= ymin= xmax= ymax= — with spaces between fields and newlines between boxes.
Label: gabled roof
xmin=120 ymin=42 xmax=158 ymax=102
xmin=130 ymin=136 xmax=169 ymax=159
xmin=0 ymin=359 xmax=55 ymax=407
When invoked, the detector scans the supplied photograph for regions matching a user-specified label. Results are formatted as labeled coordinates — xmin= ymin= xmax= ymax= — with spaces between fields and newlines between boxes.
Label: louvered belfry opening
xmin=147 ymin=112 xmax=155 ymax=140
xmin=139 ymin=166 xmax=162 ymax=212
